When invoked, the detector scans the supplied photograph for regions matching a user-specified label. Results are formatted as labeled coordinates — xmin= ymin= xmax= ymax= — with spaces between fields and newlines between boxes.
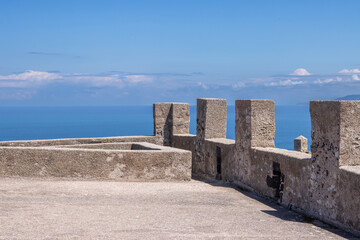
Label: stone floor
xmin=0 ymin=178 xmax=358 ymax=240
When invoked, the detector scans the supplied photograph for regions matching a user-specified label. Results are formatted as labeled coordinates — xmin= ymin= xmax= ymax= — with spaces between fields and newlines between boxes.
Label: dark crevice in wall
xmin=266 ymin=161 xmax=285 ymax=202
xmin=216 ymin=146 xmax=222 ymax=180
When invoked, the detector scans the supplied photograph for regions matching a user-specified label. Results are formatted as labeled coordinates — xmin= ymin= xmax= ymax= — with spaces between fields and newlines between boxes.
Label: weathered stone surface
xmin=172 ymin=103 xmax=190 ymax=135
xmin=0 ymin=142 xmax=191 ymax=181
xmin=47 ymin=142 xmax=163 ymax=150
xmin=0 ymin=135 xmax=164 ymax=147
xmin=235 ymin=99 xmax=275 ymax=149
xmin=337 ymin=166 xmax=360 ymax=233
xmin=153 ymin=103 xmax=173 ymax=146
xmin=202 ymin=138 xmax=235 ymax=180
xmin=230 ymin=100 xmax=276 ymax=184
xmin=310 ymin=101 xmax=343 ymax=222
xmin=339 ymin=101 xmax=360 ymax=166
xmin=194 ymin=98 xmax=227 ymax=177
xmin=153 ymin=102 xmax=190 ymax=146
xmin=251 ymin=147 xmax=311 ymax=208
xmin=309 ymin=101 xmax=360 ymax=233
xmin=294 ymin=135 xmax=308 ymax=152
xmin=171 ymin=99 xmax=360 ymax=236
xmin=196 ymin=98 xmax=227 ymax=139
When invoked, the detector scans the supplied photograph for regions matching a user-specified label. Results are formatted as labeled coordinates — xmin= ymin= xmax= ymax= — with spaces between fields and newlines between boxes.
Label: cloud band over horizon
xmin=0 ymin=68 xmax=360 ymax=105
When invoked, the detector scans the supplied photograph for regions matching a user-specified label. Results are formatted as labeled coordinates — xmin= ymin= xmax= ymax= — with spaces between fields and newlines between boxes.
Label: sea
xmin=0 ymin=105 xmax=311 ymax=150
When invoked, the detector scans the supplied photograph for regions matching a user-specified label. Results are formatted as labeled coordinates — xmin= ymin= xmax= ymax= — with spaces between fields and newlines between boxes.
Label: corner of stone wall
xmin=193 ymin=98 xmax=227 ymax=177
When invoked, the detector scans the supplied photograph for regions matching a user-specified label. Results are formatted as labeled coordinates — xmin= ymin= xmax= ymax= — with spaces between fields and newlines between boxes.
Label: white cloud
xmin=232 ymin=82 xmax=245 ymax=89
xmin=290 ymin=68 xmax=311 ymax=76
xmin=70 ymin=74 xmax=124 ymax=87
xmin=69 ymin=74 xmax=153 ymax=87
xmin=313 ymin=77 xmax=343 ymax=84
xmin=0 ymin=70 xmax=61 ymax=87
xmin=0 ymin=70 xmax=61 ymax=81
xmin=125 ymin=75 xmax=153 ymax=83
xmin=0 ymin=70 xmax=158 ymax=89
xmin=267 ymin=79 xmax=305 ymax=86
xmin=339 ymin=68 xmax=360 ymax=74
xmin=197 ymin=82 xmax=208 ymax=90
xmin=352 ymin=74 xmax=360 ymax=81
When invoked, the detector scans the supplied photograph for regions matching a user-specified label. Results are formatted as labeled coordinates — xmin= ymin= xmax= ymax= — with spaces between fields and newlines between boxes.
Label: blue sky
xmin=0 ymin=0 xmax=360 ymax=105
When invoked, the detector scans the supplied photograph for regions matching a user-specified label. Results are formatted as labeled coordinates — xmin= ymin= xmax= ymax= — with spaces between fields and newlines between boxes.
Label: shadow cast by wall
xmin=193 ymin=177 xmax=359 ymax=239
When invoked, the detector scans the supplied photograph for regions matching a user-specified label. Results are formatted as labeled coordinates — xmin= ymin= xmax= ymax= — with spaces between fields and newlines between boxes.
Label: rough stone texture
xmin=294 ymin=135 xmax=308 ymax=152
xmin=337 ymin=166 xmax=360 ymax=233
xmin=251 ymin=147 xmax=311 ymax=209
xmin=309 ymin=101 xmax=360 ymax=233
xmin=199 ymin=138 xmax=235 ymax=180
xmin=153 ymin=103 xmax=173 ymax=146
xmin=48 ymin=142 xmax=162 ymax=150
xmin=339 ymin=101 xmax=360 ymax=166
xmin=194 ymin=98 xmax=227 ymax=177
xmin=310 ymin=101 xmax=344 ymax=222
xmin=196 ymin=98 xmax=227 ymax=139
xmin=0 ymin=178 xmax=356 ymax=240
xmin=172 ymin=103 xmax=190 ymax=135
xmin=173 ymin=134 xmax=236 ymax=180
xmin=172 ymin=134 xmax=196 ymax=152
xmin=235 ymin=99 xmax=275 ymax=149
xmin=169 ymin=98 xmax=360 ymax=236
xmin=172 ymin=134 xmax=196 ymax=174
xmin=230 ymin=100 xmax=276 ymax=184
xmin=153 ymin=102 xmax=190 ymax=146
xmin=0 ymin=135 xmax=164 ymax=147
xmin=0 ymin=143 xmax=191 ymax=181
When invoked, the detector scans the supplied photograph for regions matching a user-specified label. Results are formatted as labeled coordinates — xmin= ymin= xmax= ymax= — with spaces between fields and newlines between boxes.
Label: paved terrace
xmin=0 ymin=178 xmax=357 ymax=240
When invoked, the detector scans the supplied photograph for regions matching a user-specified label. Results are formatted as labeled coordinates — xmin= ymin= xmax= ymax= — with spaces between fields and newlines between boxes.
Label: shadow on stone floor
xmin=192 ymin=176 xmax=359 ymax=240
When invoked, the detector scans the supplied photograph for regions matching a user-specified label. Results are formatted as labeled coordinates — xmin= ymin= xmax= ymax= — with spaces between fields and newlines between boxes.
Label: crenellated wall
xmin=154 ymin=98 xmax=360 ymax=235
xmin=0 ymin=99 xmax=358 ymax=234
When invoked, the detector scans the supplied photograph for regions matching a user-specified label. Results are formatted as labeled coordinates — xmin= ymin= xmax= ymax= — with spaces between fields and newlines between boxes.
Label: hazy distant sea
xmin=0 ymin=105 xmax=311 ymax=150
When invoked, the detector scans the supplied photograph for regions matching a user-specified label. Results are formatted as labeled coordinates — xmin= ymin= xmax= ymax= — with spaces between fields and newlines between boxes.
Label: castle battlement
xmin=0 ymin=98 xmax=359 ymax=235
xmin=154 ymin=98 xmax=360 ymax=235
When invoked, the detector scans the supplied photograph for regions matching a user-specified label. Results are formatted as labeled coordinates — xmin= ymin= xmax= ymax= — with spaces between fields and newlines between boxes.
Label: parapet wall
xmin=154 ymin=99 xmax=360 ymax=235
xmin=0 ymin=136 xmax=191 ymax=181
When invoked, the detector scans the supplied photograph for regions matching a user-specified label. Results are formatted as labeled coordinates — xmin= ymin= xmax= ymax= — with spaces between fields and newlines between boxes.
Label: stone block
xmin=153 ymin=103 xmax=172 ymax=146
xmin=310 ymin=100 xmax=360 ymax=167
xmin=172 ymin=103 xmax=190 ymax=135
xmin=235 ymin=100 xmax=275 ymax=148
xmin=196 ymin=98 xmax=227 ymax=140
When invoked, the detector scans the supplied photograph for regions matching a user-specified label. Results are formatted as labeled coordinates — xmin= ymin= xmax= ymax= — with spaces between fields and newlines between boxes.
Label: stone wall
xmin=160 ymin=98 xmax=360 ymax=235
xmin=0 ymin=135 xmax=163 ymax=147
xmin=0 ymin=142 xmax=191 ymax=181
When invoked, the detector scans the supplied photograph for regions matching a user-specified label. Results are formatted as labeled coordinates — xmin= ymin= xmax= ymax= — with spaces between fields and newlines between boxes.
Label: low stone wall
xmin=0 ymin=143 xmax=191 ymax=181
xmin=48 ymin=142 xmax=162 ymax=150
xmin=0 ymin=135 xmax=163 ymax=147
xmin=250 ymin=148 xmax=311 ymax=209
